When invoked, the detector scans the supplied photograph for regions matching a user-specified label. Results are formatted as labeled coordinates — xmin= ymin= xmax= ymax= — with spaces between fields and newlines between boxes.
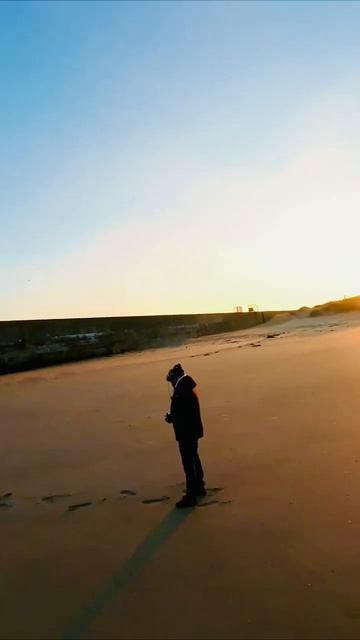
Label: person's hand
xmin=165 ymin=413 xmax=172 ymax=424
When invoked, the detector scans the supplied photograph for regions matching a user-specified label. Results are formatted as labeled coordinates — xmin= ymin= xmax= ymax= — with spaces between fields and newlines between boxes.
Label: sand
xmin=1 ymin=312 xmax=360 ymax=639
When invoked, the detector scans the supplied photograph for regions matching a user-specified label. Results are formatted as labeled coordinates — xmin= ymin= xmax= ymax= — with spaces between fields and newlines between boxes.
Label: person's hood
xmin=176 ymin=374 xmax=196 ymax=391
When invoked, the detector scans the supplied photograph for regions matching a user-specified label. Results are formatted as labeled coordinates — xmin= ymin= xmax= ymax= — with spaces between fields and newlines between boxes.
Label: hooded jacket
xmin=168 ymin=375 xmax=204 ymax=441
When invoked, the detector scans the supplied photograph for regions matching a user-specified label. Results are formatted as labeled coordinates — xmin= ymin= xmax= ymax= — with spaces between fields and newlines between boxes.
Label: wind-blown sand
xmin=1 ymin=312 xmax=360 ymax=639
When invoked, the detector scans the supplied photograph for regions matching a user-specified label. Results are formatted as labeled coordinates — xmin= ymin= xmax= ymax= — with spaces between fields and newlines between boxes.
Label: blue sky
xmin=1 ymin=0 xmax=360 ymax=319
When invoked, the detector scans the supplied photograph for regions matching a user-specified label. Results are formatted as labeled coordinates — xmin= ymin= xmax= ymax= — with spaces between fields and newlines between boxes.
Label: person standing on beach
xmin=165 ymin=363 xmax=206 ymax=508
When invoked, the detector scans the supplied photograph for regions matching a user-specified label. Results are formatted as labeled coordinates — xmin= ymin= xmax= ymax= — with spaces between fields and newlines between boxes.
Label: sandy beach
xmin=1 ymin=312 xmax=360 ymax=639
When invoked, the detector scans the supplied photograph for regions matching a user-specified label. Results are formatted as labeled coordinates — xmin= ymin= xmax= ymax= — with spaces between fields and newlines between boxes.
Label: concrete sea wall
xmin=0 ymin=310 xmax=282 ymax=375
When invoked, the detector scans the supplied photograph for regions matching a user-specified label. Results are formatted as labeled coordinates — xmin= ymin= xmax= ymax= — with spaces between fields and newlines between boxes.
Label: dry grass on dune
xmin=310 ymin=295 xmax=360 ymax=317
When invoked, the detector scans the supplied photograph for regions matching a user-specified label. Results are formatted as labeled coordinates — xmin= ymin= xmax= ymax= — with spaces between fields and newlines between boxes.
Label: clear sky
xmin=1 ymin=0 xmax=360 ymax=320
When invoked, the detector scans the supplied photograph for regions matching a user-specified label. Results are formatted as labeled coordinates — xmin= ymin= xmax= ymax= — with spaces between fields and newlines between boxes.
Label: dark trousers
xmin=178 ymin=439 xmax=205 ymax=497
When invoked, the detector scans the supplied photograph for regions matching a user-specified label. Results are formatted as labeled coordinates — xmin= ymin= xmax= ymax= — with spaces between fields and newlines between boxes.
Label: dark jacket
xmin=168 ymin=375 xmax=204 ymax=441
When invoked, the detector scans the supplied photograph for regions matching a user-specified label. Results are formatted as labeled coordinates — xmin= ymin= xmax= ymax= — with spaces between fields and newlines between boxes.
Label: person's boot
xmin=176 ymin=494 xmax=197 ymax=508
xmin=184 ymin=483 xmax=206 ymax=497
xmin=196 ymin=487 xmax=207 ymax=497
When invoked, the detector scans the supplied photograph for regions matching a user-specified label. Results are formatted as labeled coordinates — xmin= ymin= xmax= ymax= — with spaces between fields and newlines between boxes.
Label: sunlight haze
xmin=1 ymin=0 xmax=359 ymax=319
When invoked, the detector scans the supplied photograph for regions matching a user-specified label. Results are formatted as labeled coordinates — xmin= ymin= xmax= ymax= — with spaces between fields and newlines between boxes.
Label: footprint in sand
xmin=196 ymin=487 xmax=224 ymax=505
xmin=42 ymin=494 xmax=72 ymax=504
xmin=198 ymin=494 xmax=231 ymax=508
xmin=67 ymin=502 xmax=92 ymax=512
xmin=142 ymin=496 xmax=170 ymax=504
xmin=198 ymin=500 xmax=219 ymax=508
xmin=181 ymin=486 xmax=223 ymax=495
xmin=0 ymin=492 xmax=13 ymax=509
xmin=0 ymin=501 xmax=12 ymax=509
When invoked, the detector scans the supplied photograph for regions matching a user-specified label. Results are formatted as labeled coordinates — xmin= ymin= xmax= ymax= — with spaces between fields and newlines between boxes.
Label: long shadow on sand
xmin=61 ymin=506 xmax=193 ymax=639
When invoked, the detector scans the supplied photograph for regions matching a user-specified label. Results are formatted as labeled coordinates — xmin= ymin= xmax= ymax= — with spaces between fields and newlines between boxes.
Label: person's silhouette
xmin=165 ymin=363 xmax=206 ymax=508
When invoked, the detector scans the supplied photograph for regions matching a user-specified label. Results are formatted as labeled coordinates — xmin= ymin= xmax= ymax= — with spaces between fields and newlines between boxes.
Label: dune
xmin=310 ymin=295 xmax=360 ymax=317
